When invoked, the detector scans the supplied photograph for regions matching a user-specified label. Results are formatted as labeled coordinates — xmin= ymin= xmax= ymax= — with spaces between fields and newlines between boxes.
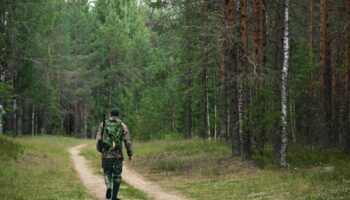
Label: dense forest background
xmin=0 ymin=0 xmax=349 ymax=166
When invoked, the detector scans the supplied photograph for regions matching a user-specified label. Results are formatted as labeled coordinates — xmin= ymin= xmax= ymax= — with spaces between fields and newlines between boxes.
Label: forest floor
xmin=72 ymin=144 xmax=189 ymax=200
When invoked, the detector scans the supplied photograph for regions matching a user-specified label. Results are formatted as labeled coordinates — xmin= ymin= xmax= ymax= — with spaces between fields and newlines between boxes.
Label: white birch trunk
xmin=280 ymin=0 xmax=290 ymax=167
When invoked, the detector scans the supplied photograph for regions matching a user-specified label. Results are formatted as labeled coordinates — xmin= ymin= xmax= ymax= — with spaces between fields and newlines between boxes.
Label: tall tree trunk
xmin=41 ymin=45 xmax=53 ymax=135
xmin=240 ymin=0 xmax=250 ymax=159
xmin=253 ymin=0 xmax=267 ymax=152
xmin=320 ymin=0 xmax=332 ymax=149
xmin=200 ymin=0 xmax=209 ymax=139
xmin=273 ymin=0 xmax=285 ymax=160
xmin=220 ymin=1 xmax=228 ymax=140
xmin=253 ymin=0 xmax=263 ymax=81
xmin=344 ymin=0 xmax=350 ymax=153
xmin=280 ymin=0 xmax=290 ymax=167
xmin=306 ymin=0 xmax=314 ymax=144
xmin=183 ymin=1 xmax=192 ymax=139
xmin=223 ymin=0 xmax=240 ymax=156
xmin=307 ymin=0 xmax=313 ymax=50
xmin=331 ymin=35 xmax=340 ymax=145
xmin=9 ymin=26 xmax=17 ymax=136
xmin=260 ymin=0 xmax=266 ymax=79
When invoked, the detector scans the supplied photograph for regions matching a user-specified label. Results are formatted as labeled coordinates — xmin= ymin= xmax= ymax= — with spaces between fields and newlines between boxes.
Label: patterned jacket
xmin=96 ymin=116 xmax=133 ymax=159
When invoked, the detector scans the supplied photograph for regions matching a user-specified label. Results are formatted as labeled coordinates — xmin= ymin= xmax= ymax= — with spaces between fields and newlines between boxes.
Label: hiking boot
xmin=106 ymin=188 xmax=112 ymax=199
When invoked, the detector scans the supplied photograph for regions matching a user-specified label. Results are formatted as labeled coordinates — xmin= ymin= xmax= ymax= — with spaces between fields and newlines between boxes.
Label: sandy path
xmin=69 ymin=144 xmax=190 ymax=200
xmin=122 ymin=163 xmax=190 ymax=200
xmin=69 ymin=144 xmax=106 ymax=200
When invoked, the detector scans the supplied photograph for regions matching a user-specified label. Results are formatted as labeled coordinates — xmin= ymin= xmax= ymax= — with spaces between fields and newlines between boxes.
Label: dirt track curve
xmin=69 ymin=144 xmax=190 ymax=200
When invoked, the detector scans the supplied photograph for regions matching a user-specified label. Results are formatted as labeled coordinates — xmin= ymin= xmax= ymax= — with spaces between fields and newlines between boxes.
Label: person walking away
xmin=96 ymin=108 xmax=133 ymax=200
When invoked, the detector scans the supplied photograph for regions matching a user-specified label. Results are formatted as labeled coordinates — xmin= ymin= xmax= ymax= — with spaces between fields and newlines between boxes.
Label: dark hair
xmin=110 ymin=108 xmax=119 ymax=117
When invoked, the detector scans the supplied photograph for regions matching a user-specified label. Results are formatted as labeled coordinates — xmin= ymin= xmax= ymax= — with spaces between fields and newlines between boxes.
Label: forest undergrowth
xmin=128 ymin=138 xmax=350 ymax=200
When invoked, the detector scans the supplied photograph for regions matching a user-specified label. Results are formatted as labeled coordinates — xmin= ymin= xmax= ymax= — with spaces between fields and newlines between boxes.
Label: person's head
xmin=110 ymin=108 xmax=119 ymax=117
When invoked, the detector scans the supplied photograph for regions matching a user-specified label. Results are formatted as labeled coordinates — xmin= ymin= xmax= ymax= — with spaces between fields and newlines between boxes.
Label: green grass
xmin=0 ymin=135 xmax=152 ymax=200
xmin=2 ymin=135 xmax=349 ymax=199
xmin=0 ymin=135 xmax=95 ymax=200
xmin=80 ymin=140 xmax=153 ymax=200
xmin=129 ymin=138 xmax=350 ymax=200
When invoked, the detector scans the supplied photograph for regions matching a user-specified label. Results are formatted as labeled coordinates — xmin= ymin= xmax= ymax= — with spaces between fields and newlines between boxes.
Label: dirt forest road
xmin=69 ymin=144 xmax=190 ymax=200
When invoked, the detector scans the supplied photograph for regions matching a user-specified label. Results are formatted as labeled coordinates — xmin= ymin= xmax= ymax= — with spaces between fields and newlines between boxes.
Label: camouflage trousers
xmin=103 ymin=158 xmax=123 ymax=200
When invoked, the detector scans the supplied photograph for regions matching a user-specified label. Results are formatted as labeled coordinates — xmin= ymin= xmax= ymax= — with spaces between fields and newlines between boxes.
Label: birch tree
xmin=280 ymin=0 xmax=290 ymax=167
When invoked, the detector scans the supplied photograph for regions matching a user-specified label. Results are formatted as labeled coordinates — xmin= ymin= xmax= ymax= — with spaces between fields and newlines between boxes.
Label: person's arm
xmin=122 ymin=123 xmax=133 ymax=160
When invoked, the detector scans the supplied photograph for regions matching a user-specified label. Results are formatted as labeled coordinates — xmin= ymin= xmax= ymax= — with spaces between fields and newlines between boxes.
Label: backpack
xmin=102 ymin=120 xmax=123 ymax=151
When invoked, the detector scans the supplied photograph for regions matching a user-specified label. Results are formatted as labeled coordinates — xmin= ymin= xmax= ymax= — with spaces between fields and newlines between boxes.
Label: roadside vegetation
xmin=1 ymin=135 xmax=349 ymax=200
xmin=0 ymin=135 xmax=95 ymax=200
xmin=128 ymin=138 xmax=350 ymax=200
xmin=0 ymin=135 xmax=152 ymax=200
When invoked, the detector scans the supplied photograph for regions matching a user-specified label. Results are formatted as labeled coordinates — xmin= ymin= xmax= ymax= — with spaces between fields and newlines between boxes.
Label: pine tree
xmin=320 ymin=0 xmax=332 ymax=149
